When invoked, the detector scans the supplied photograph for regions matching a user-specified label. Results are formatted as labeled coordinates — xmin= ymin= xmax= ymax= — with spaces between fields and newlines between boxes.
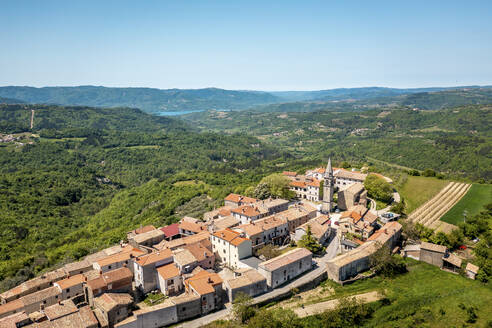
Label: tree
xmin=390 ymin=198 xmax=405 ymax=215
xmin=257 ymin=244 xmax=281 ymax=260
xmin=369 ymin=243 xmax=407 ymax=277
xmin=253 ymin=182 xmax=271 ymax=200
xmin=232 ymin=292 xmax=256 ymax=324
xmin=258 ymin=173 xmax=295 ymax=199
xmin=298 ymin=225 xmax=324 ymax=254
xmin=364 ymin=174 xmax=393 ymax=203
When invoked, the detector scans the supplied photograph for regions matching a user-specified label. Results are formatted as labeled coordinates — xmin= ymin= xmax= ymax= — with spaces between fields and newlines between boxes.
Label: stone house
xmin=234 ymin=215 xmax=289 ymax=251
xmin=20 ymin=285 xmax=62 ymax=315
xmin=337 ymin=183 xmax=368 ymax=211
xmin=185 ymin=270 xmax=224 ymax=314
xmin=128 ymin=229 xmax=165 ymax=248
xmin=157 ymin=263 xmax=183 ymax=296
xmin=333 ymin=169 xmax=367 ymax=189
xmin=179 ymin=217 xmax=207 ymax=236
xmin=185 ymin=241 xmax=215 ymax=270
xmin=224 ymin=269 xmax=267 ymax=302
xmin=466 ymin=263 xmax=479 ymax=280
xmin=133 ymin=249 xmax=173 ymax=293
xmin=293 ymin=215 xmax=332 ymax=245
xmin=64 ymin=259 xmax=94 ymax=276
xmin=173 ymin=248 xmax=199 ymax=274
xmin=420 ymin=242 xmax=447 ymax=267
xmin=85 ymin=267 xmax=133 ymax=306
xmin=0 ymin=268 xmax=66 ymax=304
xmin=231 ymin=204 xmax=269 ymax=225
xmin=53 ymin=273 xmax=86 ymax=300
xmin=127 ymin=225 xmax=157 ymax=240
xmin=93 ymin=248 xmax=146 ymax=274
xmin=275 ymin=204 xmax=317 ymax=233
xmin=115 ymin=299 xmax=177 ymax=328
xmin=211 ymin=229 xmax=252 ymax=269
xmin=94 ymin=293 xmax=133 ymax=328
xmin=160 ymin=223 xmax=181 ymax=241
xmin=258 ymin=248 xmax=313 ymax=289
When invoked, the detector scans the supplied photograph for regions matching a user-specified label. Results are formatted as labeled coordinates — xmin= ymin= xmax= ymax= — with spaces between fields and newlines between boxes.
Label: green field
xmin=304 ymin=260 xmax=492 ymax=327
xmin=399 ymin=176 xmax=449 ymax=214
xmin=440 ymin=184 xmax=492 ymax=225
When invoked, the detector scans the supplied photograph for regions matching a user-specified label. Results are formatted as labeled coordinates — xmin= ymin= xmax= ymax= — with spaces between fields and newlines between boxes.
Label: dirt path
xmin=293 ymin=291 xmax=382 ymax=318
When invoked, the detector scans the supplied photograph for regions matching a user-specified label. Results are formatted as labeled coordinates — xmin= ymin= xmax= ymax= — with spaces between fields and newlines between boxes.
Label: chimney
xmin=99 ymin=270 xmax=103 ymax=275
xmin=58 ymin=300 xmax=61 ymax=305
xmin=207 ymin=277 xmax=213 ymax=283
xmin=384 ymin=229 xmax=388 ymax=234
xmin=40 ymin=304 xmax=45 ymax=311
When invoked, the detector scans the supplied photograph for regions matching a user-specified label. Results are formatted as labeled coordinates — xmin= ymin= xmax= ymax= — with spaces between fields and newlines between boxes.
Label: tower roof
xmin=325 ymin=158 xmax=333 ymax=177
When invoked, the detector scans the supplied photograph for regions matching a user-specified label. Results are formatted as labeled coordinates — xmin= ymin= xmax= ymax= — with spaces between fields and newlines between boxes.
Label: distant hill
xmin=0 ymin=96 xmax=24 ymax=104
xmin=0 ymin=104 xmax=187 ymax=134
xmin=272 ymin=86 xmax=492 ymax=102
xmin=0 ymin=86 xmax=281 ymax=113
xmin=254 ymin=88 xmax=492 ymax=112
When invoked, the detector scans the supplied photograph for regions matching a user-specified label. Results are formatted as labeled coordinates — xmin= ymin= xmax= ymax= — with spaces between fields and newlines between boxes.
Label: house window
xmin=66 ymin=288 xmax=70 ymax=293
xmin=299 ymin=262 xmax=302 ymax=269
xmin=108 ymin=265 xmax=112 ymax=269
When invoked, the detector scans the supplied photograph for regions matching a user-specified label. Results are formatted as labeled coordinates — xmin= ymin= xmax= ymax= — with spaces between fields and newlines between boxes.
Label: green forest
xmin=183 ymin=105 xmax=492 ymax=181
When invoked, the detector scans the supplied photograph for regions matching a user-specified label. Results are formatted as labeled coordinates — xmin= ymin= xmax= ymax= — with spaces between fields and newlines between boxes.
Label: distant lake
xmin=155 ymin=110 xmax=205 ymax=116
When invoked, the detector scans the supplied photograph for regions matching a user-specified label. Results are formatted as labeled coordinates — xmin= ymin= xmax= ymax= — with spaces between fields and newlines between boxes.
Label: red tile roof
xmin=282 ymin=171 xmax=297 ymax=177
xmin=224 ymin=193 xmax=257 ymax=204
xmin=160 ymin=223 xmax=180 ymax=238
xmin=213 ymin=229 xmax=250 ymax=247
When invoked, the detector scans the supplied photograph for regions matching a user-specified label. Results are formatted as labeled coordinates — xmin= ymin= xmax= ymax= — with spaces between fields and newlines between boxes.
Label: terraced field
xmin=409 ymin=182 xmax=471 ymax=233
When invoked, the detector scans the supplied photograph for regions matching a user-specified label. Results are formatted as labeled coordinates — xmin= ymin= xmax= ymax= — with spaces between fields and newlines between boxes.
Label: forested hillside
xmin=0 ymin=86 xmax=280 ymax=113
xmin=183 ymin=105 xmax=492 ymax=181
xmin=0 ymin=104 xmax=303 ymax=290
xmin=253 ymin=88 xmax=492 ymax=112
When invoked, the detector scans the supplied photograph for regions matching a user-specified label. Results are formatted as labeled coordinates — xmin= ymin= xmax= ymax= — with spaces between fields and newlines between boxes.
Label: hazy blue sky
xmin=1 ymin=0 xmax=491 ymax=90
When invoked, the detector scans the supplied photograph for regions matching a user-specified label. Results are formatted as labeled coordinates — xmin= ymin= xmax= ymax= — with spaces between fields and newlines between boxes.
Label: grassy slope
xmin=319 ymin=260 xmax=492 ymax=327
xmin=440 ymin=184 xmax=492 ymax=224
xmin=399 ymin=176 xmax=449 ymax=214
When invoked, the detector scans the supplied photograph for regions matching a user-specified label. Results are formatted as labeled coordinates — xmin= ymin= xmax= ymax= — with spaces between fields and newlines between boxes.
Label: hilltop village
xmin=0 ymin=159 xmax=480 ymax=328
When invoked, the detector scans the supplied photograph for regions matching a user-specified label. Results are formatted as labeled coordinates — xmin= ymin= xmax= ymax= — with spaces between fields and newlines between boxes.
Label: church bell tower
xmin=321 ymin=157 xmax=334 ymax=214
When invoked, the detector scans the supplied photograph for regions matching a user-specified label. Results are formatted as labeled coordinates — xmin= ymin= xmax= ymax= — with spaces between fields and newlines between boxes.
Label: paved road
xmin=178 ymin=235 xmax=340 ymax=328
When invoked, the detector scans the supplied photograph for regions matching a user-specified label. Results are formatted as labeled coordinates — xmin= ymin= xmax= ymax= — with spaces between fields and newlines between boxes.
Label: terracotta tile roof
xmin=275 ymin=206 xmax=315 ymax=222
xmin=54 ymin=274 xmax=85 ymax=290
xmin=63 ymin=259 xmax=92 ymax=274
xmin=466 ymin=262 xmax=479 ymax=274
xmin=185 ymin=242 xmax=213 ymax=262
xmin=179 ymin=220 xmax=206 ymax=234
xmin=96 ymin=248 xmax=145 ymax=267
xmin=213 ymin=215 xmax=240 ymax=230
xmin=343 ymin=182 xmax=365 ymax=194
xmin=297 ymin=218 xmax=330 ymax=240
xmin=160 ymin=223 xmax=180 ymax=238
xmin=0 ymin=285 xmax=23 ymax=301
xmin=0 ymin=299 xmax=24 ymax=316
xmin=419 ymin=241 xmax=447 ymax=253
xmin=226 ymin=269 xmax=266 ymax=289
xmin=130 ymin=229 xmax=165 ymax=244
xmin=185 ymin=270 xmax=223 ymax=296
xmin=43 ymin=299 xmax=78 ymax=320
xmin=307 ymin=179 xmax=321 ymax=187
xmin=290 ymin=181 xmax=306 ymax=188
xmin=213 ymin=229 xmax=250 ymax=247
xmin=156 ymin=231 xmax=210 ymax=250
xmin=236 ymin=223 xmax=263 ymax=237
xmin=86 ymin=267 xmax=133 ymax=291
xmin=259 ymin=248 xmax=312 ymax=272
xmin=224 ymin=193 xmax=257 ymax=204
xmin=218 ymin=207 xmax=232 ymax=217
xmin=282 ymin=171 xmax=297 ymax=177
xmin=35 ymin=305 xmax=98 ymax=328
xmin=135 ymin=249 xmax=172 ymax=266
xmin=134 ymin=225 xmax=156 ymax=235
xmin=173 ymin=248 xmax=198 ymax=267
xmin=327 ymin=241 xmax=379 ymax=267
xmin=0 ymin=311 xmax=28 ymax=327
xmin=94 ymin=293 xmax=133 ymax=312
xmin=21 ymin=286 xmax=61 ymax=306
xmin=231 ymin=204 xmax=267 ymax=217
xmin=157 ymin=263 xmax=180 ymax=280
xmin=366 ymin=221 xmax=402 ymax=244
xmin=334 ymin=169 xmax=367 ymax=181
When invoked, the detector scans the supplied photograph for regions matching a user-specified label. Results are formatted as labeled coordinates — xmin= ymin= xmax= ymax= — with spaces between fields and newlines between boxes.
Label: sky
xmin=1 ymin=0 xmax=491 ymax=91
